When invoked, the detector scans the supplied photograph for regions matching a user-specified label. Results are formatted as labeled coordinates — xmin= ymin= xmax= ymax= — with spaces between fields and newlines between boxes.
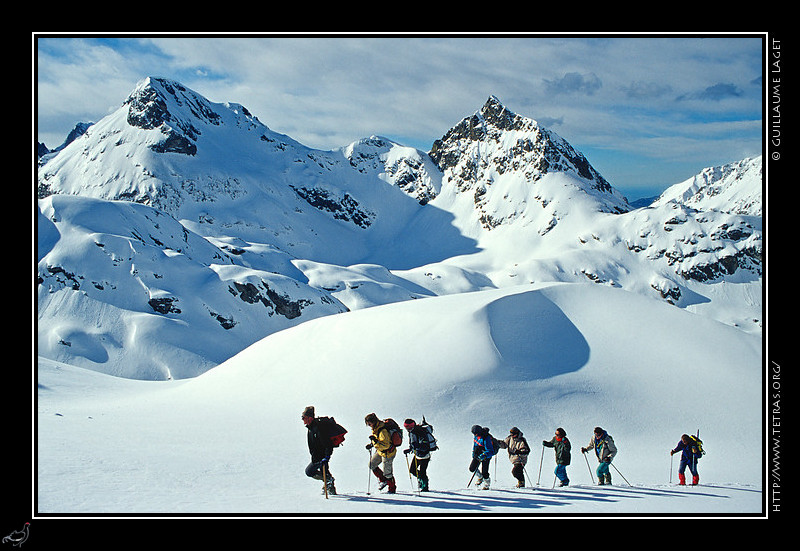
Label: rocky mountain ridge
xmin=36 ymin=77 xmax=762 ymax=379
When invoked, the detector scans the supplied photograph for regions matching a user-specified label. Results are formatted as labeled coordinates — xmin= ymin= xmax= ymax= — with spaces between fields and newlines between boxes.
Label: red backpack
xmin=383 ymin=418 xmax=403 ymax=447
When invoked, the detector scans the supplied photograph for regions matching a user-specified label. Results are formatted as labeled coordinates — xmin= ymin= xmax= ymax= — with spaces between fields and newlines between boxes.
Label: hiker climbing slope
xmin=581 ymin=426 xmax=617 ymax=485
xmin=671 ymin=433 xmax=703 ymax=485
xmin=302 ymin=406 xmax=346 ymax=496
xmin=497 ymin=427 xmax=531 ymax=488
xmin=543 ymin=427 xmax=571 ymax=487
xmin=469 ymin=425 xmax=499 ymax=489
xmin=403 ymin=418 xmax=437 ymax=492
xmin=365 ymin=413 xmax=399 ymax=494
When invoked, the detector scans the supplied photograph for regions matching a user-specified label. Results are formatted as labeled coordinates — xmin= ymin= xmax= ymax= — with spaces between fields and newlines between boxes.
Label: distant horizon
xmin=35 ymin=33 xmax=765 ymax=202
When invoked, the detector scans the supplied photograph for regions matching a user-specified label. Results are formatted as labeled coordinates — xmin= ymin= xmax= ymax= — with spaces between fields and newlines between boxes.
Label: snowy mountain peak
xmin=652 ymin=156 xmax=762 ymax=216
xmin=429 ymin=96 xmax=629 ymax=232
xmin=123 ymin=77 xmax=265 ymax=156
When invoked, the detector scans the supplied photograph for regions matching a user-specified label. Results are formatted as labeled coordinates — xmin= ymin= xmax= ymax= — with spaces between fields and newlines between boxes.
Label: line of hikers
xmin=301 ymin=406 xmax=704 ymax=496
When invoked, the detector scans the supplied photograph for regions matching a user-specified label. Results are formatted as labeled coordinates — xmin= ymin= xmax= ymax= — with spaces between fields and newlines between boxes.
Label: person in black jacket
xmin=302 ymin=406 xmax=336 ymax=495
xmin=543 ymin=427 xmax=571 ymax=487
xmin=403 ymin=418 xmax=435 ymax=492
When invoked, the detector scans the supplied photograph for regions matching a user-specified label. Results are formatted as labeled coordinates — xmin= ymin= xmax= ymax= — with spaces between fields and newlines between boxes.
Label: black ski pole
xmin=467 ymin=468 xmax=477 ymax=488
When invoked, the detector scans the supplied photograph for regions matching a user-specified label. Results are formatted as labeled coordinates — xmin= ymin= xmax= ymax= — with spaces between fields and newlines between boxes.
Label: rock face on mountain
xmin=36 ymin=77 xmax=762 ymax=379
xmin=429 ymin=96 xmax=629 ymax=231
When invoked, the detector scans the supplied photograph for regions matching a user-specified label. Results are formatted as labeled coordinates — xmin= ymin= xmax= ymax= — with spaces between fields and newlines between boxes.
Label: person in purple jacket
xmin=671 ymin=434 xmax=703 ymax=485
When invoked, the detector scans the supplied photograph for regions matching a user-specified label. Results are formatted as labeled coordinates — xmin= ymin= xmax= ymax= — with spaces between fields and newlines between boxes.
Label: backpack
xmin=318 ymin=416 xmax=347 ymax=447
xmin=419 ymin=418 xmax=438 ymax=452
xmin=689 ymin=435 xmax=705 ymax=456
xmin=491 ymin=435 xmax=501 ymax=456
xmin=383 ymin=418 xmax=403 ymax=448
xmin=483 ymin=427 xmax=500 ymax=457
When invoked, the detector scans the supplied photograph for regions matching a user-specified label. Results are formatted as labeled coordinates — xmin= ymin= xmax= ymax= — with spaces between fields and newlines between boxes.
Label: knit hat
xmin=302 ymin=406 xmax=315 ymax=418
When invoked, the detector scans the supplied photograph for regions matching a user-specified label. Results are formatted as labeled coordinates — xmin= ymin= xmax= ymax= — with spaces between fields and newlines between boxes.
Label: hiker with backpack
xmin=670 ymin=434 xmax=703 ymax=485
xmin=469 ymin=425 xmax=499 ymax=489
xmin=365 ymin=413 xmax=399 ymax=494
xmin=302 ymin=405 xmax=343 ymax=496
xmin=580 ymin=426 xmax=617 ymax=485
xmin=497 ymin=427 xmax=531 ymax=487
xmin=542 ymin=427 xmax=571 ymax=487
xmin=403 ymin=418 xmax=437 ymax=492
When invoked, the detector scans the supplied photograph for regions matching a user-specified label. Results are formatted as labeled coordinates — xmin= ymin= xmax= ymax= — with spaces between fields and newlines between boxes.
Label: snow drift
xmin=37 ymin=282 xmax=762 ymax=515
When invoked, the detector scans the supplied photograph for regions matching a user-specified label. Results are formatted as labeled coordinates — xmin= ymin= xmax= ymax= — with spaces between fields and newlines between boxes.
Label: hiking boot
xmin=325 ymin=479 xmax=337 ymax=495
xmin=559 ymin=480 xmax=570 ymax=487
xmin=481 ymin=477 xmax=491 ymax=490
xmin=516 ymin=480 xmax=525 ymax=488
xmin=474 ymin=475 xmax=484 ymax=487
xmin=419 ymin=477 xmax=430 ymax=492
xmin=386 ymin=477 xmax=396 ymax=494
xmin=678 ymin=473 xmax=686 ymax=485
xmin=692 ymin=475 xmax=699 ymax=486
xmin=374 ymin=468 xmax=388 ymax=490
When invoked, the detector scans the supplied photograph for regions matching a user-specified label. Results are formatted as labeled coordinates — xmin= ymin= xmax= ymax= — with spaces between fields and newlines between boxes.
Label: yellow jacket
xmin=371 ymin=421 xmax=397 ymax=458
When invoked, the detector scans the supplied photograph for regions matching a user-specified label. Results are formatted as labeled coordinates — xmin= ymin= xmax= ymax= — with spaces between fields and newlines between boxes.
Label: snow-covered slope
xmin=37 ymin=77 xmax=762 ymax=382
xmin=652 ymin=156 xmax=762 ymax=216
xmin=35 ymin=76 xmax=764 ymax=516
xmin=37 ymin=283 xmax=762 ymax=514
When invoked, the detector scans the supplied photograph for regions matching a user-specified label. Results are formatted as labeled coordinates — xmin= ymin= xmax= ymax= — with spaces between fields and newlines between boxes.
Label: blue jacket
xmin=473 ymin=433 xmax=497 ymax=461
xmin=673 ymin=437 xmax=702 ymax=462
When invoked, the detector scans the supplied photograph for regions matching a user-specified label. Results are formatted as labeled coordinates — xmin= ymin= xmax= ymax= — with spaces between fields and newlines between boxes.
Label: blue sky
xmin=35 ymin=34 xmax=764 ymax=200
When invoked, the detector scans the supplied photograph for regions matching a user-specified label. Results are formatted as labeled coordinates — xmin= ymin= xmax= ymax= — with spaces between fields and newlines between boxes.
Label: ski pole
xmin=523 ymin=465 xmax=533 ymax=489
xmin=610 ymin=462 xmax=632 ymax=486
xmin=582 ymin=450 xmax=595 ymax=484
xmin=367 ymin=448 xmax=373 ymax=495
xmin=467 ymin=468 xmax=477 ymax=488
xmin=669 ymin=453 xmax=674 ymax=484
xmin=537 ymin=445 xmax=544 ymax=485
xmin=322 ymin=462 xmax=329 ymax=499
xmin=405 ymin=453 xmax=419 ymax=496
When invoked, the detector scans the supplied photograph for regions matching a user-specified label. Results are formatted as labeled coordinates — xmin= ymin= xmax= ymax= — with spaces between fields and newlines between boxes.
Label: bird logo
xmin=2 ymin=523 xmax=29 ymax=547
